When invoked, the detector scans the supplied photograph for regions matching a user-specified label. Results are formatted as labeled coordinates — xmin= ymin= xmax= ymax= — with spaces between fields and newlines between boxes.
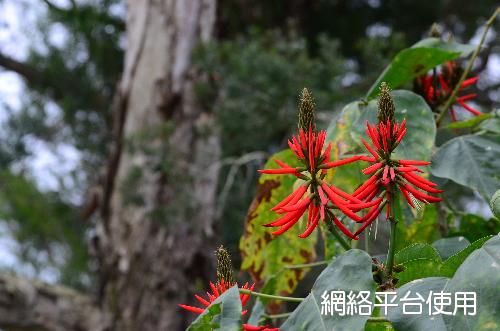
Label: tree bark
xmin=95 ymin=0 xmax=219 ymax=330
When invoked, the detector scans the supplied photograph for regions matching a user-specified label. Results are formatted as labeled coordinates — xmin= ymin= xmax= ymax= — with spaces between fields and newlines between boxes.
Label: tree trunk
xmin=95 ymin=0 xmax=219 ymax=330
xmin=0 ymin=1 xmax=219 ymax=330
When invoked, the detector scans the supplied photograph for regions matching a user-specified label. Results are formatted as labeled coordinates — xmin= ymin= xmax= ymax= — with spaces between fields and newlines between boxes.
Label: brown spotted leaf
xmin=239 ymin=149 xmax=317 ymax=298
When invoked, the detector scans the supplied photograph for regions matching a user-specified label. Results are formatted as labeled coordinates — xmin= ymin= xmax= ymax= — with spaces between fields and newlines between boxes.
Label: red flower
xmin=415 ymin=61 xmax=480 ymax=121
xmin=179 ymin=279 xmax=278 ymax=330
xmin=259 ymin=126 xmax=381 ymax=240
xmin=352 ymin=119 xmax=443 ymax=236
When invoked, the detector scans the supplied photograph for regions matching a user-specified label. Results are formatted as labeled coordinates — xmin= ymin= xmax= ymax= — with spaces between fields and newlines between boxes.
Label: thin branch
xmin=215 ymin=151 xmax=268 ymax=219
xmin=284 ymin=260 xmax=329 ymax=269
xmin=436 ymin=7 xmax=500 ymax=125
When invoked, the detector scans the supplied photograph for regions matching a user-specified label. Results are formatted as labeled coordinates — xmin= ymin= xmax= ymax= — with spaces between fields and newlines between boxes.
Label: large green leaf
xmin=240 ymin=149 xmax=317 ymax=297
xmin=387 ymin=277 xmax=449 ymax=331
xmin=187 ymin=286 xmax=242 ymax=331
xmin=442 ymin=235 xmax=500 ymax=330
xmin=387 ymin=235 xmax=500 ymax=331
xmin=366 ymin=38 xmax=474 ymax=99
xmin=281 ymin=249 xmax=376 ymax=331
xmin=431 ymin=134 xmax=500 ymax=199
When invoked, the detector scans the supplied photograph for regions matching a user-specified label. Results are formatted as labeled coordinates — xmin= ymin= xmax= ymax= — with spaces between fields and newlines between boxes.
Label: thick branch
xmin=0 ymin=273 xmax=109 ymax=331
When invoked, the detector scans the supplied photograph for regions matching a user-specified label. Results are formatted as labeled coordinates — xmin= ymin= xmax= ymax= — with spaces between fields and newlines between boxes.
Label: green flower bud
xmin=298 ymin=88 xmax=316 ymax=132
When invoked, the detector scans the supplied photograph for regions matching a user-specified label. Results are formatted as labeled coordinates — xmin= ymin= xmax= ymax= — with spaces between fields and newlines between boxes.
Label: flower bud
xmin=377 ymin=82 xmax=395 ymax=124
xmin=216 ymin=245 xmax=235 ymax=284
xmin=298 ymin=88 xmax=316 ymax=132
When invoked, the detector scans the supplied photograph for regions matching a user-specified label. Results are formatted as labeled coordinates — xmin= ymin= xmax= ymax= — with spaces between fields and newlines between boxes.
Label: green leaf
xmin=442 ymin=235 xmax=500 ymax=330
xmin=366 ymin=38 xmax=474 ymax=99
xmin=239 ymin=149 xmax=317 ymax=297
xmin=442 ymin=113 xmax=493 ymax=130
xmin=440 ymin=235 xmax=493 ymax=278
xmin=281 ymin=249 xmax=376 ymax=331
xmin=491 ymin=189 xmax=500 ymax=219
xmin=387 ymin=277 xmax=449 ymax=331
xmin=431 ymin=134 xmax=500 ymax=199
xmin=187 ymin=286 xmax=243 ymax=331
xmin=394 ymin=243 xmax=443 ymax=287
xmin=432 ymin=236 xmax=470 ymax=260
xmin=395 ymin=243 xmax=442 ymax=264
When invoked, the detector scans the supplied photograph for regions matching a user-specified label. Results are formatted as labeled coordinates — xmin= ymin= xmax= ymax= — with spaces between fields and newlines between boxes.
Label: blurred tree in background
xmin=0 ymin=0 xmax=497 ymax=330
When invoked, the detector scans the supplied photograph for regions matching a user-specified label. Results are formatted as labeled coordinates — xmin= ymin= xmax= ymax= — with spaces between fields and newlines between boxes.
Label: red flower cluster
xmin=351 ymin=119 xmax=443 ymax=235
xmin=179 ymin=279 xmax=278 ymax=331
xmin=259 ymin=127 xmax=382 ymax=240
xmin=415 ymin=61 xmax=480 ymax=121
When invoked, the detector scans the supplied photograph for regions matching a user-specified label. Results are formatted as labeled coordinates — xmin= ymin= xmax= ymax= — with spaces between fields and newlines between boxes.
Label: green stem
xmin=436 ymin=7 xmax=500 ymax=126
xmin=262 ymin=312 xmax=292 ymax=319
xmin=386 ymin=220 xmax=397 ymax=276
xmin=284 ymin=260 xmax=328 ymax=269
xmin=385 ymin=197 xmax=397 ymax=276
xmin=325 ymin=211 xmax=352 ymax=251
xmin=239 ymin=289 xmax=304 ymax=302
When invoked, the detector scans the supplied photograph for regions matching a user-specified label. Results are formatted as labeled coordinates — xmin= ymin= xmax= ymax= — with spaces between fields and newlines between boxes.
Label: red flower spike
xmin=350 ymin=117 xmax=443 ymax=228
xmin=259 ymin=122 xmax=376 ymax=239
xmin=180 ymin=281 xmax=277 ymax=331
xmin=416 ymin=62 xmax=480 ymax=121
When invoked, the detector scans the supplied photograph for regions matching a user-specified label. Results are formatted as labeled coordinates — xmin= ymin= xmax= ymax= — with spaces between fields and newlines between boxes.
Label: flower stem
xmin=239 ymin=289 xmax=304 ymax=302
xmin=284 ymin=260 xmax=328 ymax=269
xmin=385 ymin=197 xmax=397 ymax=276
xmin=325 ymin=211 xmax=352 ymax=251
xmin=436 ymin=7 xmax=500 ymax=126
xmin=263 ymin=312 xmax=292 ymax=319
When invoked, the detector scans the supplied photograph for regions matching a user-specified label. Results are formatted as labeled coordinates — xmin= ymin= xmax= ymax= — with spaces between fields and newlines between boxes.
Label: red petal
xmin=331 ymin=215 xmax=359 ymax=240
xmin=322 ymin=156 xmax=361 ymax=168
xmin=399 ymin=185 xmax=415 ymax=208
xmin=271 ymin=185 xmax=308 ymax=211
xmin=258 ymin=168 xmax=298 ymax=174
xmin=362 ymin=162 xmax=382 ymax=174
xmin=399 ymin=160 xmax=430 ymax=166
xmin=458 ymin=100 xmax=481 ymax=116
xmin=178 ymin=304 xmax=205 ymax=314
xmin=361 ymin=138 xmax=378 ymax=158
